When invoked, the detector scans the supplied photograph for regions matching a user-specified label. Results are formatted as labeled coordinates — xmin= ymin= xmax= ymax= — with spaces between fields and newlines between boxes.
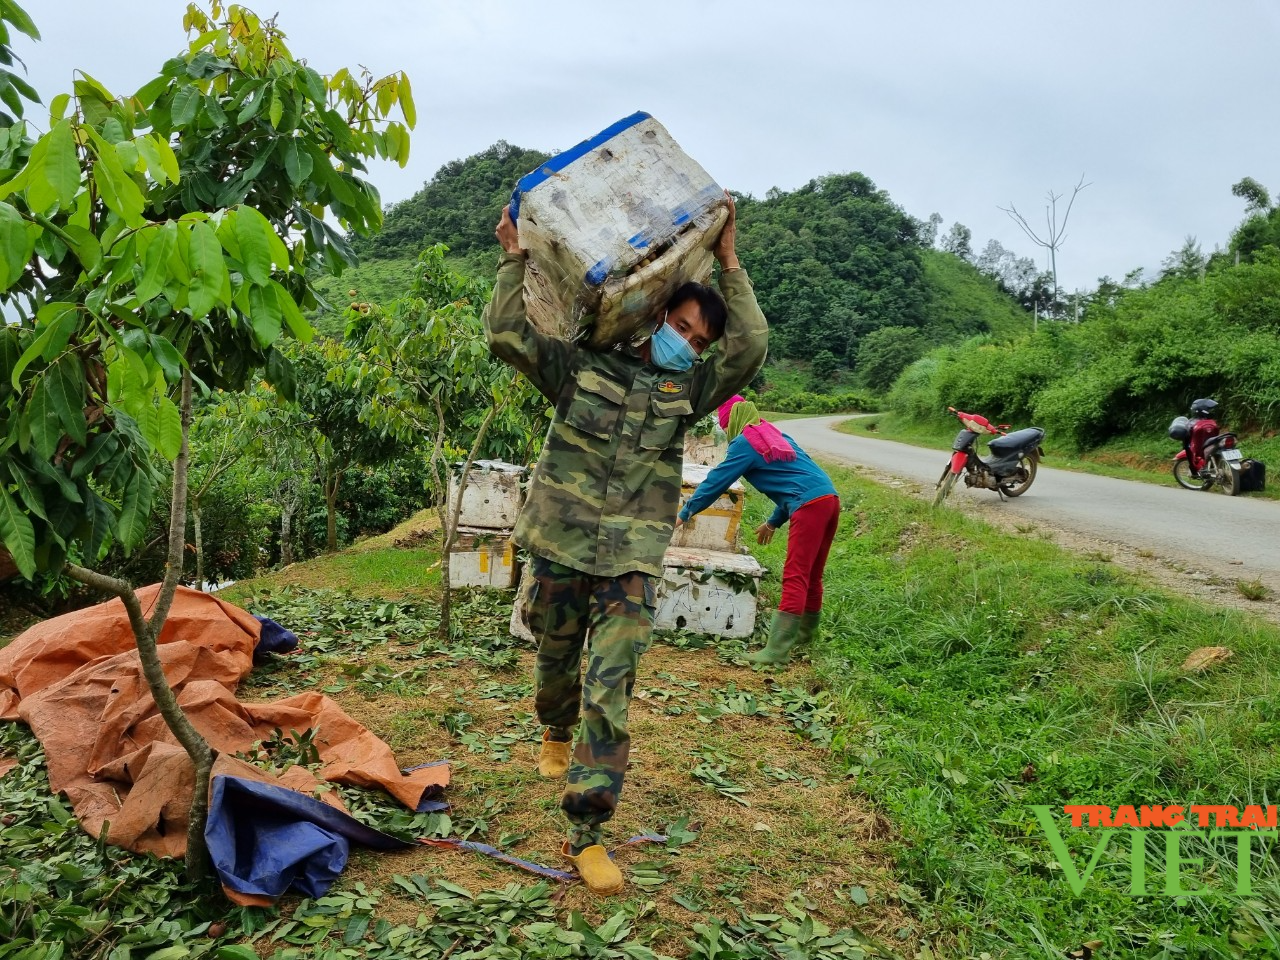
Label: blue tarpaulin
xmin=206 ymin=775 xmax=409 ymax=901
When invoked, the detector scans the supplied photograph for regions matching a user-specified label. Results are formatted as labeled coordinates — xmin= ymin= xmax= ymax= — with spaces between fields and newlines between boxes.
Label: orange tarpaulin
xmin=0 ymin=584 xmax=448 ymax=862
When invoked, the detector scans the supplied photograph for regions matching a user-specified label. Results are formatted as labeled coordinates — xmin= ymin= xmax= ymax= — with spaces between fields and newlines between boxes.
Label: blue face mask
xmin=650 ymin=315 xmax=698 ymax=372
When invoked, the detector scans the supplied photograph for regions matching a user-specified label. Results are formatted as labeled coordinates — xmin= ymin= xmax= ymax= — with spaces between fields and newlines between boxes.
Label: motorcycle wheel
xmin=933 ymin=470 xmax=959 ymax=507
xmin=999 ymin=455 xmax=1038 ymax=497
xmin=1173 ymin=459 xmax=1210 ymax=491
xmin=1214 ymin=456 xmax=1241 ymax=496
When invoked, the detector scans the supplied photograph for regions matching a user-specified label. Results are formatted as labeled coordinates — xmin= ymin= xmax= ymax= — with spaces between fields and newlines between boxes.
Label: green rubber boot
xmin=746 ymin=611 xmax=804 ymax=666
xmin=799 ymin=610 xmax=821 ymax=646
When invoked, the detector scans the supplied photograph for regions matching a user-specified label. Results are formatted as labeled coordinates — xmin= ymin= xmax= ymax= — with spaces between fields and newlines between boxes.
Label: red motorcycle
xmin=1169 ymin=398 xmax=1252 ymax=496
xmin=933 ymin=407 xmax=1046 ymax=507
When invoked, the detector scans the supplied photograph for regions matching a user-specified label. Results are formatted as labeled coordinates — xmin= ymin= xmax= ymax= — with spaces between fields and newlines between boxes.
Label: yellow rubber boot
xmin=537 ymin=730 xmax=571 ymax=779
xmin=562 ymin=842 xmax=624 ymax=895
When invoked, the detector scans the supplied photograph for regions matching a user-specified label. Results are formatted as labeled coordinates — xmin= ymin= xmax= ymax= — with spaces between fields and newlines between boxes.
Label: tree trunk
xmin=280 ymin=502 xmax=294 ymax=566
xmin=324 ymin=467 xmax=340 ymax=553
xmin=193 ymin=504 xmax=203 ymax=590
xmin=64 ymin=368 xmax=214 ymax=882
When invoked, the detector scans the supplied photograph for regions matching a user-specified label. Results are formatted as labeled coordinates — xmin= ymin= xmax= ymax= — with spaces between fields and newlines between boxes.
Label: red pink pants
xmin=778 ymin=494 xmax=840 ymax=615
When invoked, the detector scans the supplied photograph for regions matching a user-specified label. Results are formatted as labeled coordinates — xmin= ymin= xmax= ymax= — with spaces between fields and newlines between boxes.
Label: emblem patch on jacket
xmin=656 ymin=380 xmax=684 ymax=395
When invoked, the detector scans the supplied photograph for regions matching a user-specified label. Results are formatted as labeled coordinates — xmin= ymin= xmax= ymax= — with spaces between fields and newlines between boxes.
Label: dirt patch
xmin=315 ymin=639 xmax=914 ymax=953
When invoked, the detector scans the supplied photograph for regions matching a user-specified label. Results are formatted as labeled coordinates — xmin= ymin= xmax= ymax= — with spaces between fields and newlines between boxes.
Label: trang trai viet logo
xmin=1033 ymin=803 xmax=1277 ymax=896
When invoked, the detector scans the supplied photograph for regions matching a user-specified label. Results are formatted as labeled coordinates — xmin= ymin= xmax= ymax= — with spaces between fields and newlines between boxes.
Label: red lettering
xmin=1140 ymin=805 xmax=1166 ymax=828
xmin=1165 ymin=805 xmax=1185 ymax=827
xmin=1063 ymin=805 xmax=1090 ymax=828
xmin=1222 ymin=805 xmax=1241 ymax=828
xmin=1240 ymin=805 xmax=1267 ymax=831
xmin=1190 ymin=804 xmax=1216 ymax=827
xmin=1114 ymin=805 xmax=1140 ymax=828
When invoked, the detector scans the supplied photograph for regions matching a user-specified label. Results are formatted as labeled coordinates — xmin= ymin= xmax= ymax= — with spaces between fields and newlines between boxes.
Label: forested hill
xmin=331 ymin=142 xmax=1031 ymax=390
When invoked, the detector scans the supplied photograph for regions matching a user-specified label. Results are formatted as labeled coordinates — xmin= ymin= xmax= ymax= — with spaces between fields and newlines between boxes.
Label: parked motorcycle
xmin=932 ymin=407 xmax=1046 ymax=507
xmin=1169 ymin=398 xmax=1251 ymax=496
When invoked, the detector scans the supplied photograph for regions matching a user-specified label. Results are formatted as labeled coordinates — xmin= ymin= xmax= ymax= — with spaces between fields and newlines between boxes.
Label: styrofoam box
xmin=670 ymin=463 xmax=745 ymax=552
xmin=447 ymin=460 xmax=528 ymax=530
xmin=449 ymin=526 xmax=517 ymax=589
xmin=654 ymin=547 xmax=764 ymax=640
xmin=511 ymin=111 xmax=729 ymax=348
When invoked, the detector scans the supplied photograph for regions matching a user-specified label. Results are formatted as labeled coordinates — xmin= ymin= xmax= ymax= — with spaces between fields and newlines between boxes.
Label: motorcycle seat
xmin=988 ymin=427 xmax=1045 ymax=456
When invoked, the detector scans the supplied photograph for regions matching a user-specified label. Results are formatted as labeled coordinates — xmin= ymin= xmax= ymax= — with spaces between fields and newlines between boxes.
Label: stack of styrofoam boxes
xmin=654 ymin=463 xmax=765 ymax=639
xmin=447 ymin=461 xmax=527 ymax=590
xmin=510 ymin=111 xmax=730 ymax=349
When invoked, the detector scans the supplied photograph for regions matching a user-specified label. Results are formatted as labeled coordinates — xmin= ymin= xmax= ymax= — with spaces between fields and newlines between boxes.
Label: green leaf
xmin=5 ymin=461 xmax=47 ymax=520
xmin=233 ymin=206 xmax=273 ymax=285
xmin=149 ymin=334 xmax=183 ymax=383
xmin=300 ymin=67 xmax=327 ymax=104
xmin=215 ymin=948 xmax=259 ymax=960
xmin=236 ymin=84 xmax=265 ymax=124
xmin=43 ymin=119 xmax=80 ymax=208
xmin=88 ymin=132 xmax=145 ymax=226
xmin=186 ymin=219 xmax=226 ymax=320
xmin=9 ymin=302 xmax=77 ymax=390
xmin=271 ymin=280 xmax=313 ymax=342
xmin=58 ymin=225 xmax=102 ymax=276
xmin=49 ymin=92 xmax=72 ymax=121
xmin=155 ymin=396 xmax=182 ymax=461
xmin=116 ymin=468 xmax=153 ymax=553
xmin=0 ymin=486 xmax=37 ymax=580
xmin=398 ymin=71 xmax=416 ymax=127
xmin=136 ymin=134 xmax=172 ymax=186
xmin=153 ymin=135 xmax=180 ymax=184
xmin=3 ymin=1 xmax=40 ymax=40
xmin=0 ymin=199 xmax=35 ymax=289
xmin=281 ymin=138 xmax=312 ymax=186
xmin=170 ymin=85 xmax=200 ymax=127
xmin=136 ymin=220 xmax=177 ymax=303
xmin=30 ymin=354 xmax=87 ymax=454
xmin=268 ymin=90 xmax=283 ymax=129
xmin=248 ymin=283 xmax=282 ymax=347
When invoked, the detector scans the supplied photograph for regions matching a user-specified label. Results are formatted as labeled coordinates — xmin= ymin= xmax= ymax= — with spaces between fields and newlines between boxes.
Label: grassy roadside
xmin=791 ymin=465 xmax=1280 ymax=957
xmin=4 ymin=465 xmax=1280 ymax=956
xmin=837 ymin=412 xmax=1280 ymax=500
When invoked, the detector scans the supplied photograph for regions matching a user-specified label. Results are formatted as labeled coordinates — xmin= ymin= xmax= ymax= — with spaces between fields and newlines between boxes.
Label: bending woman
xmin=676 ymin=396 xmax=839 ymax=665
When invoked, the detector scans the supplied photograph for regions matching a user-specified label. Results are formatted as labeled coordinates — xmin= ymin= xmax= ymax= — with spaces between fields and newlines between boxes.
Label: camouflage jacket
xmin=483 ymin=253 xmax=768 ymax=577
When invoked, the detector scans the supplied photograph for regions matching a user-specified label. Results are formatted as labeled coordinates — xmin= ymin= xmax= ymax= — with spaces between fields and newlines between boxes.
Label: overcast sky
xmin=15 ymin=0 xmax=1280 ymax=292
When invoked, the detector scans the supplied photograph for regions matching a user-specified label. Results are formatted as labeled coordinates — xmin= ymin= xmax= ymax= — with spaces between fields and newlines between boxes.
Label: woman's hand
xmin=755 ymin=522 xmax=775 ymax=545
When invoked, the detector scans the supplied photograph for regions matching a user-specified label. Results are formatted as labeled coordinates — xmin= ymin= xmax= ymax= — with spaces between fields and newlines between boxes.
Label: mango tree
xmin=0 ymin=1 xmax=414 ymax=878
xmin=353 ymin=245 xmax=545 ymax=639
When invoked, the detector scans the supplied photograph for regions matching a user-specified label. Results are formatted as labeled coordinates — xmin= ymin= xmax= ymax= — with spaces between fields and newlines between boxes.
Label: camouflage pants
xmin=526 ymin=555 xmax=655 ymax=849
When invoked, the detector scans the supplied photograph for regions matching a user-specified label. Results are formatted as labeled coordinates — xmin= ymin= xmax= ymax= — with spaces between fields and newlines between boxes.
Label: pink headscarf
xmin=717 ymin=395 xmax=797 ymax=463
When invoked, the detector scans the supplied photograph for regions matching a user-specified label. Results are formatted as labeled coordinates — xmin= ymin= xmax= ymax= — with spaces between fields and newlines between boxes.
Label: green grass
xmin=778 ymin=463 xmax=1280 ymax=957
xmin=7 ymin=470 xmax=1280 ymax=956
xmin=839 ymin=412 xmax=1280 ymax=499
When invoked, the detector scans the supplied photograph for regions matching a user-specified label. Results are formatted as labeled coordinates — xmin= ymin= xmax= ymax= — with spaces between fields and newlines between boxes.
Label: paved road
xmin=783 ymin=416 xmax=1280 ymax=590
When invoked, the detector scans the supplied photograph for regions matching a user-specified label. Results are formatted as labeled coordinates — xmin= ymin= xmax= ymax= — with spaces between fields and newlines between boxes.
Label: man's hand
xmin=755 ymin=522 xmax=774 ymax=545
xmin=495 ymin=205 xmax=524 ymax=255
xmin=674 ymin=516 xmax=684 ymax=529
xmin=714 ymin=190 xmax=739 ymax=271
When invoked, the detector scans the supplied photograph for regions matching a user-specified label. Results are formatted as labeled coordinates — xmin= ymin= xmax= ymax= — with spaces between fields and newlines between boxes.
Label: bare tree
xmin=1000 ymin=174 xmax=1091 ymax=312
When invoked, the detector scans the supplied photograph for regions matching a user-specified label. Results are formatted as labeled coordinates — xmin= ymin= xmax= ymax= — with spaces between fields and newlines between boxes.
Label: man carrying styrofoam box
xmin=482 ymin=193 xmax=767 ymax=896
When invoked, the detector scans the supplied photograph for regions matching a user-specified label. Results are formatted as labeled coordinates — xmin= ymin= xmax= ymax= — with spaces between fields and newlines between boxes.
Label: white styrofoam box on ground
xmin=671 ymin=462 xmax=745 ymax=552
xmin=449 ymin=526 xmax=518 ymax=589
xmin=447 ymin=460 xmax=528 ymax=530
xmin=654 ymin=547 xmax=764 ymax=640
xmin=511 ymin=111 xmax=729 ymax=348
